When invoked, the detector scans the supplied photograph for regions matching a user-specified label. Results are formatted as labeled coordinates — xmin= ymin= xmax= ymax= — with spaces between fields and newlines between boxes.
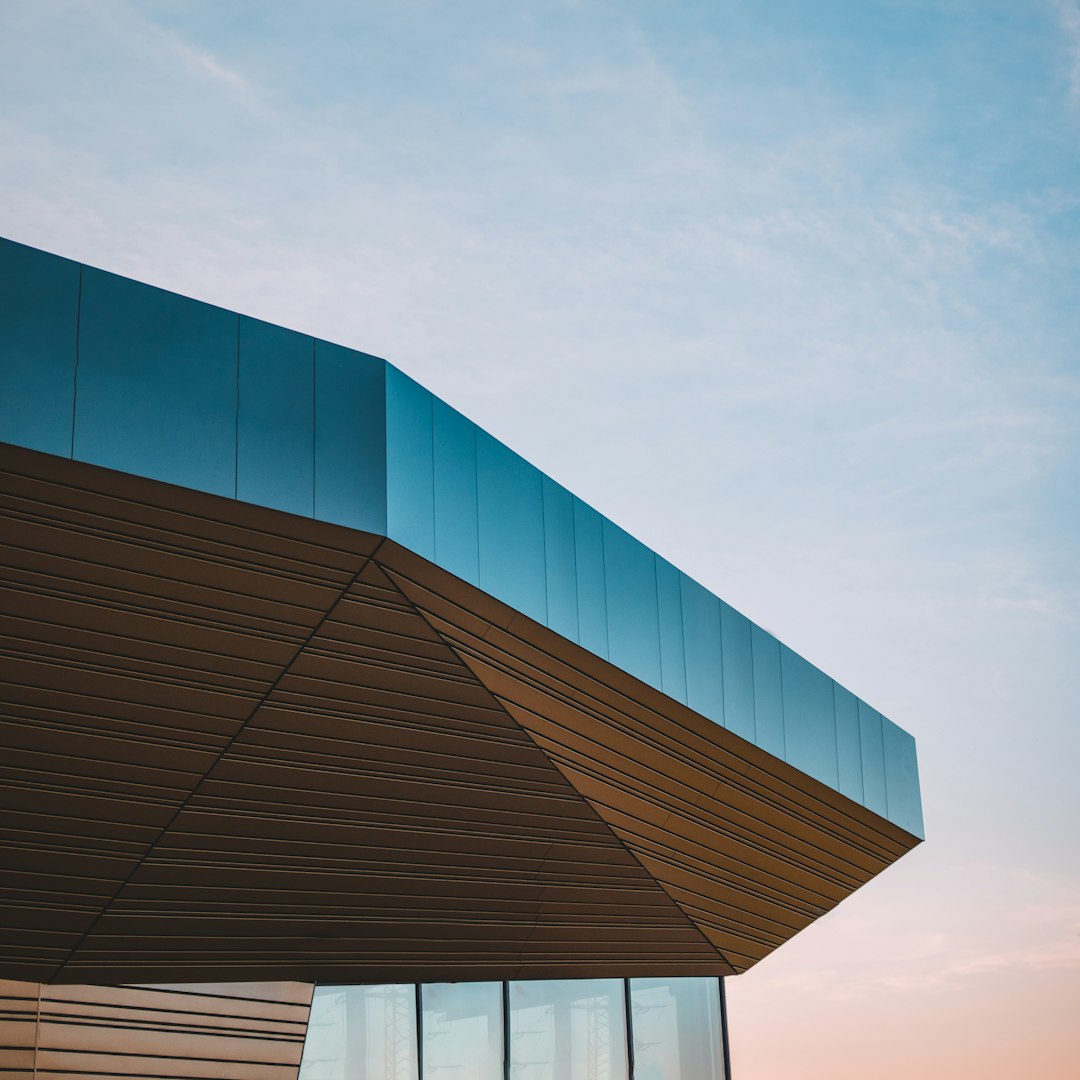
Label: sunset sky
xmin=2 ymin=2 xmax=1079 ymax=1076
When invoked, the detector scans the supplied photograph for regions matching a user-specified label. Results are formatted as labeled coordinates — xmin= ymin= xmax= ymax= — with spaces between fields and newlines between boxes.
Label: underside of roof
xmin=0 ymin=443 xmax=918 ymax=986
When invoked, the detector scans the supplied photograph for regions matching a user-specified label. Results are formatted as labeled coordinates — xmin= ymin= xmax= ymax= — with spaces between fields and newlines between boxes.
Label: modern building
xmin=0 ymin=234 xmax=922 ymax=1078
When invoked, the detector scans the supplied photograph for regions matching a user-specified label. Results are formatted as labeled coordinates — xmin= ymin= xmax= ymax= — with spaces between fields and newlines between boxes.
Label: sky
xmin=2 ymin=1 xmax=1079 ymax=1076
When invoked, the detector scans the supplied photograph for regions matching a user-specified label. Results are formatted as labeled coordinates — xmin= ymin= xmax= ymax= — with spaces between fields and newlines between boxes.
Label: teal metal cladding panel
xmin=602 ymin=519 xmax=662 ymax=690
xmin=386 ymin=366 xmax=435 ymax=561
xmin=74 ymin=267 xmax=238 ymax=498
xmin=238 ymin=316 xmax=314 ymax=517
xmin=750 ymin=624 xmax=785 ymax=760
xmin=779 ymin=646 xmax=839 ymax=789
xmin=883 ymin=717 xmax=924 ymax=837
xmin=858 ymin=700 xmax=889 ymax=818
xmin=720 ymin=602 xmax=755 ymax=743
xmin=313 ymin=340 xmax=386 ymax=534
xmin=834 ymin=683 xmax=864 ymax=803
xmin=542 ymin=476 xmax=578 ymax=643
xmin=679 ymin=574 xmax=724 ymax=727
xmin=655 ymin=556 xmax=688 ymax=706
xmin=0 ymin=236 xmax=923 ymax=837
xmin=573 ymin=498 xmax=609 ymax=661
xmin=0 ymin=237 xmax=79 ymax=457
xmin=433 ymin=396 xmax=480 ymax=587
xmin=476 ymin=429 xmax=547 ymax=626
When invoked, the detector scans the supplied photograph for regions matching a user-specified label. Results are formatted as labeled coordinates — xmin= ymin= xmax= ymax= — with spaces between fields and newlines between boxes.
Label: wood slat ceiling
xmin=382 ymin=549 xmax=918 ymax=973
xmin=0 ymin=442 xmax=917 ymax=986
xmin=0 ymin=978 xmax=311 ymax=1079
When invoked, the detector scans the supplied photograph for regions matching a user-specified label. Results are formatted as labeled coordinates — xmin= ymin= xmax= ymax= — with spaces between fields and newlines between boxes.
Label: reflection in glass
xmin=509 ymin=978 xmax=627 ymax=1080
xmin=630 ymin=978 xmax=724 ymax=1080
xmin=299 ymin=980 xmax=729 ymax=1080
xmin=299 ymin=984 xmax=418 ymax=1080
xmin=422 ymin=982 xmax=502 ymax=1080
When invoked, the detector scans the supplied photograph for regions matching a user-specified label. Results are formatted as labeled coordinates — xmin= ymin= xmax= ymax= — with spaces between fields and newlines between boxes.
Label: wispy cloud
xmin=1 ymin=8 xmax=1079 ymax=1075
xmin=1052 ymin=0 xmax=1080 ymax=105
xmin=877 ymin=935 xmax=1080 ymax=993
xmin=166 ymin=35 xmax=259 ymax=105
xmin=754 ymin=866 xmax=1080 ymax=1003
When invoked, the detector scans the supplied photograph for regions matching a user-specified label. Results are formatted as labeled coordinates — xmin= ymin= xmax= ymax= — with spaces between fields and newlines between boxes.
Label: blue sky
xmin=2 ymin=2 xmax=1079 ymax=1075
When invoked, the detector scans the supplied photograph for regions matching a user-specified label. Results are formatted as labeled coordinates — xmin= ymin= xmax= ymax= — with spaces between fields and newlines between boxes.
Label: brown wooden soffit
xmin=0 ymin=978 xmax=312 ymax=1078
xmin=0 ymin=443 xmax=919 ymax=986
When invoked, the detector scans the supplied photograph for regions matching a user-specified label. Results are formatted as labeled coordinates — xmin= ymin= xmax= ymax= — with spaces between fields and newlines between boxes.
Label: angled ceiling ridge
xmin=389 ymin=561 xmax=739 ymax=974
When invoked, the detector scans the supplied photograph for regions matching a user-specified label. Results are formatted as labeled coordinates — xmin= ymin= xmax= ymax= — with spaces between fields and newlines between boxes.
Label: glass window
xmin=387 ymin=365 xmax=435 ymax=561
xmin=750 ymin=624 xmax=784 ymax=758
xmin=679 ymin=574 xmax=724 ymax=726
xmin=422 ymin=982 xmax=502 ymax=1080
xmin=433 ymin=397 xmax=479 ymax=586
xmin=509 ymin=979 xmax=627 ymax=1080
xmin=0 ymin=237 xmax=79 ymax=457
xmin=779 ymin=646 xmax=838 ymax=789
xmin=314 ymin=341 xmax=387 ymax=534
xmin=543 ymin=476 xmax=579 ymax=643
xmin=719 ymin=603 xmax=755 ymax=743
xmin=299 ymin=984 xmax=419 ymax=1080
xmin=629 ymin=977 xmax=725 ymax=1080
xmin=882 ymin=716 xmax=924 ymax=837
xmin=237 ymin=315 xmax=314 ymax=517
xmin=602 ymin=519 xmax=661 ymax=690
xmin=74 ymin=267 xmax=238 ymax=497
xmin=654 ymin=556 xmax=687 ymax=705
xmin=833 ymin=683 xmax=863 ymax=803
xmin=476 ymin=430 xmax=547 ymax=625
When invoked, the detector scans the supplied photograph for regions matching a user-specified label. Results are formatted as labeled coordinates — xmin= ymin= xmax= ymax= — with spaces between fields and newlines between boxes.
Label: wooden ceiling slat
xmin=51 ymin=538 xmax=724 ymax=981
xmin=380 ymin=552 xmax=918 ymax=975
xmin=0 ymin=444 xmax=914 ymax=985
xmin=418 ymin=605 xmax=909 ymax=862
xmin=385 ymin=552 xmax=914 ymax=856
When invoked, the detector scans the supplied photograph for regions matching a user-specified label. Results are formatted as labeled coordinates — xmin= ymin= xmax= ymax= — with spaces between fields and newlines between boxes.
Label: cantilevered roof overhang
xmin=0 ymin=236 xmax=922 ymax=986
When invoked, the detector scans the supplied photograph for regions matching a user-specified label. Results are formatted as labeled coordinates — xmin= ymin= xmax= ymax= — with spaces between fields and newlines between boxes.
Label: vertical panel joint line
xmin=310 ymin=337 xmax=317 ymax=518
xmin=832 ymin=681 xmax=841 ymax=792
xmin=234 ymin=314 xmax=240 ymax=500
xmin=720 ymin=976 xmax=733 ymax=1080
xmin=416 ymin=982 xmax=424 ymax=1079
xmin=70 ymin=263 xmax=83 ymax=459
xmin=502 ymin=979 xmax=511 ymax=1080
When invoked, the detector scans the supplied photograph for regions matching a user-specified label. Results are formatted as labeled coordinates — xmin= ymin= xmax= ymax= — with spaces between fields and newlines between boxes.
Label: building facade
xmin=0 ymin=235 xmax=922 ymax=1077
